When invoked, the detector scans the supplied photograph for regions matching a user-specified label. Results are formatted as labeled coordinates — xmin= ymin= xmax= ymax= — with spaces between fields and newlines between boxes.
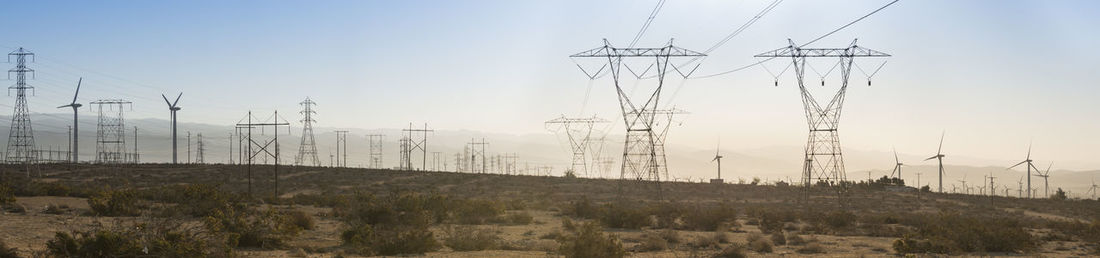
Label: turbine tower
xmin=889 ymin=148 xmax=903 ymax=182
xmin=570 ymin=39 xmax=705 ymax=195
xmin=755 ymin=39 xmax=890 ymax=190
xmin=5 ymin=48 xmax=37 ymax=164
xmin=924 ymin=132 xmax=946 ymax=193
xmin=711 ymin=141 xmax=723 ymax=184
xmin=58 ymin=78 xmax=82 ymax=163
xmin=294 ymin=97 xmax=320 ymax=166
xmin=162 ymin=93 xmax=182 ymax=164
xmin=1035 ymin=162 xmax=1052 ymax=198
xmin=1086 ymin=177 xmax=1097 ymax=199
xmin=1007 ymin=144 xmax=1040 ymax=198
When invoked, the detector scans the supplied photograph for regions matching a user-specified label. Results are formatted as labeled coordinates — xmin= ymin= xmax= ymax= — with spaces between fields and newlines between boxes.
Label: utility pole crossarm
xmin=571 ymin=41 xmax=706 ymax=58
xmin=754 ymin=45 xmax=890 ymax=58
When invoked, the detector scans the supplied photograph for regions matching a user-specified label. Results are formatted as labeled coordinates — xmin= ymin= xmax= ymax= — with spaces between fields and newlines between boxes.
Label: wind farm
xmin=0 ymin=0 xmax=1099 ymax=257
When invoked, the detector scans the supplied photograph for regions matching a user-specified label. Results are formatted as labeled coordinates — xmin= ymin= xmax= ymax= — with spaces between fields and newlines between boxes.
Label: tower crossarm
xmin=754 ymin=45 xmax=890 ymax=58
xmin=571 ymin=40 xmax=706 ymax=58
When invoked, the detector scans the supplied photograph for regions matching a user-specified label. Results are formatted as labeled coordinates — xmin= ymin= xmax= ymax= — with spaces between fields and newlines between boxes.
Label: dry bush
xmin=337 ymin=192 xmax=443 ymax=255
xmin=286 ymin=210 xmax=316 ymax=230
xmin=505 ymin=211 xmax=534 ymax=225
xmin=88 ymin=188 xmax=141 ymax=216
xmin=145 ymin=184 xmax=243 ymax=217
xmin=452 ymin=199 xmax=505 ymax=224
xmin=748 ymin=237 xmax=774 ymax=253
xmin=203 ymin=206 xmax=301 ymax=249
xmin=0 ymin=184 xmax=14 ymax=206
xmin=599 ymin=202 xmax=650 ymax=229
xmin=557 ymin=221 xmax=626 ymax=258
xmin=712 ymin=243 xmax=747 ymax=258
xmin=0 ymin=239 xmax=17 ymax=258
xmin=771 ymin=232 xmax=786 ymax=245
xmin=563 ymin=196 xmax=601 ymax=219
xmin=443 ymin=225 xmax=500 ymax=251
xmin=681 ymin=203 xmax=738 ymax=231
xmin=786 ymin=234 xmax=807 ymax=246
xmin=46 ymin=220 xmax=228 ymax=257
xmin=891 ymin=212 xmax=1038 ymax=254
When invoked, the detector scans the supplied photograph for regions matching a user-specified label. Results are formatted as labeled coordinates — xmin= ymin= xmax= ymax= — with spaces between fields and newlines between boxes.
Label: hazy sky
xmin=0 ymin=0 xmax=1098 ymax=169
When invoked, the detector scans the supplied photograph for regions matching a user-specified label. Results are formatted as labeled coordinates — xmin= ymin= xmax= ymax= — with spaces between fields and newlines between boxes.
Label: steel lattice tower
xmin=571 ymin=40 xmax=704 ymax=192
xmin=295 ymin=97 xmax=321 ymax=166
xmin=755 ymin=39 xmax=889 ymax=189
xmin=637 ymin=108 xmax=687 ymax=181
xmin=91 ymin=99 xmax=131 ymax=164
xmin=366 ymin=134 xmax=383 ymax=169
xmin=545 ymin=115 xmax=607 ymax=177
xmin=399 ymin=123 xmax=432 ymax=170
xmin=334 ymin=130 xmax=348 ymax=167
xmin=6 ymin=48 xmax=37 ymax=164
xmin=196 ymin=133 xmax=205 ymax=164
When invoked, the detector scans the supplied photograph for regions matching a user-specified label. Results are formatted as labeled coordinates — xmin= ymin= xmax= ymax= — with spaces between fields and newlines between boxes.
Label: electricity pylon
xmin=570 ymin=39 xmax=705 ymax=197
xmin=90 ymin=99 xmax=131 ymax=164
xmin=295 ymin=97 xmax=321 ymax=166
xmin=196 ymin=133 xmax=205 ymax=164
xmin=545 ymin=115 xmax=607 ymax=177
xmin=755 ymin=39 xmax=890 ymax=193
xmin=367 ymin=134 xmax=383 ymax=168
xmin=6 ymin=48 xmax=37 ymax=165
xmin=334 ymin=130 xmax=348 ymax=167
xmin=399 ymin=123 xmax=432 ymax=170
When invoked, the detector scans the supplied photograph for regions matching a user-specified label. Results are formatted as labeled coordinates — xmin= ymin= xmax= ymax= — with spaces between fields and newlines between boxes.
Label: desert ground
xmin=1 ymin=163 xmax=1098 ymax=257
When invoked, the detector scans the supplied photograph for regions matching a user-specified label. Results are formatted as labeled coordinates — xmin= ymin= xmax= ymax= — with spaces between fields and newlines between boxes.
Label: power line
xmin=628 ymin=0 xmax=667 ymax=48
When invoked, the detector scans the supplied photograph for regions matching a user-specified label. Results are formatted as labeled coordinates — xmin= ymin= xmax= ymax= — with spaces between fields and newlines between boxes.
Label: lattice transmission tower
xmin=399 ymin=123 xmax=431 ymax=170
xmin=755 ymin=39 xmax=889 ymax=190
xmin=571 ymin=39 xmax=704 ymax=194
xmin=196 ymin=133 xmax=205 ymax=164
xmin=6 ymin=48 xmax=37 ymax=164
xmin=467 ymin=138 xmax=489 ymax=174
xmin=334 ymin=130 xmax=348 ymax=167
xmin=295 ymin=97 xmax=320 ymax=166
xmin=91 ymin=99 xmax=132 ymax=164
xmin=635 ymin=108 xmax=688 ymax=181
xmin=366 ymin=134 xmax=383 ymax=169
xmin=545 ymin=115 xmax=607 ymax=177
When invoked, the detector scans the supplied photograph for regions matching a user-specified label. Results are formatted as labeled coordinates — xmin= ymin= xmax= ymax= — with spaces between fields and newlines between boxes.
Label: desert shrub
xmin=443 ymin=226 xmax=500 ymax=251
xmin=338 ymin=191 xmax=443 ymax=255
xmin=288 ymin=192 xmax=349 ymax=208
xmin=821 ymin=210 xmax=856 ymax=229
xmin=891 ymin=212 xmax=1037 ymax=254
xmin=787 ymin=234 xmax=807 ymax=245
xmin=771 ymin=232 xmax=786 ymax=245
xmin=286 ymin=210 xmax=316 ymax=230
xmin=635 ymin=232 xmax=668 ymax=252
xmin=42 ymin=203 xmax=68 ymax=215
xmin=562 ymin=217 xmax=578 ymax=231
xmin=681 ymin=203 xmax=737 ymax=231
xmin=748 ymin=238 xmax=773 ymax=253
xmin=565 ymin=196 xmax=601 ymax=219
xmin=88 ymin=188 xmax=140 ymax=216
xmin=797 ymin=243 xmax=826 ymax=254
xmin=505 ymin=211 xmax=534 ymax=225
xmin=540 ymin=230 xmax=564 ymax=240
xmin=147 ymin=184 xmax=243 ymax=217
xmin=648 ymin=202 xmax=684 ymax=229
xmin=599 ymin=203 xmax=650 ymax=229
xmin=452 ymin=199 xmax=505 ymax=224
xmin=46 ymin=220 xmax=225 ymax=257
xmin=713 ymin=243 xmax=747 ymax=258
xmin=0 ymin=239 xmax=17 ymax=258
xmin=0 ymin=185 xmax=14 ymax=206
xmin=658 ymin=229 xmax=681 ymax=244
xmin=557 ymin=221 xmax=626 ymax=258
xmin=751 ymin=208 xmax=798 ymax=233
xmin=203 ymin=206 xmax=300 ymax=249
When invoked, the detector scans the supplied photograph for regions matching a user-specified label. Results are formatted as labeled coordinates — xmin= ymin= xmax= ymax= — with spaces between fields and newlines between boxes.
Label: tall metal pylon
xmin=399 ymin=123 xmax=432 ymax=170
xmin=334 ymin=130 xmax=348 ymax=167
xmin=90 ymin=99 xmax=132 ymax=164
xmin=755 ymin=39 xmax=889 ymax=192
xmin=366 ymin=134 xmax=383 ymax=169
xmin=571 ymin=39 xmax=704 ymax=195
xmin=636 ymin=108 xmax=688 ymax=180
xmin=294 ymin=97 xmax=320 ymax=166
xmin=5 ymin=48 xmax=37 ymax=165
xmin=195 ymin=133 xmax=205 ymax=164
xmin=545 ymin=115 xmax=607 ymax=177
xmin=468 ymin=138 xmax=489 ymax=174
xmin=235 ymin=111 xmax=290 ymax=197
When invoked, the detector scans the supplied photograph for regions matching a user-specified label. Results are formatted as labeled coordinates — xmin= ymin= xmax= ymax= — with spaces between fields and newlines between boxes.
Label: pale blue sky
xmin=1 ymin=0 xmax=1098 ymax=169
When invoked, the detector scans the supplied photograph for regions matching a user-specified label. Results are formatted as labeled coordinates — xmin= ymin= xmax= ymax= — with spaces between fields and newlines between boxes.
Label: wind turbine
xmin=924 ymin=132 xmax=946 ymax=193
xmin=1086 ymin=176 xmax=1097 ymax=199
xmin=57 ymin=78 xmax=82 ymax=163
xmin=890 ymin=147 xmax=903 ymax=184
xmin=1007 ymin=144 xmax=1041 ymax=198
xmin=958 ymin=174 xmax=968 ymax=195
xmin=162 ymin=93 xmax=182 ymax=164
xmin=712 ymin=141 xmax=723 ymax=183
xmin=1035 ymin=162 xmax=1052 ymax=198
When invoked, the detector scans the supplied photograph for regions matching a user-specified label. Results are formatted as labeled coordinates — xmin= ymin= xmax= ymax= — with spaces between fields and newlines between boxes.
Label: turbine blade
xmin=173 ymin=93 xmax=183 ymax=106
xmin=162 ymin=94 xmax=172 ymax=107
xmin=924 ymin=156 xmax=937 ymax=161
xmin=937 ymin=131 xmax=945 ymax=155
xmin=893 ymin=147 xmax=899 ymax=164
xmin=1008 ymin=160 xmax=1027 ymax=169
xmin=72 ymin=77 xmax=81 ymax=104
